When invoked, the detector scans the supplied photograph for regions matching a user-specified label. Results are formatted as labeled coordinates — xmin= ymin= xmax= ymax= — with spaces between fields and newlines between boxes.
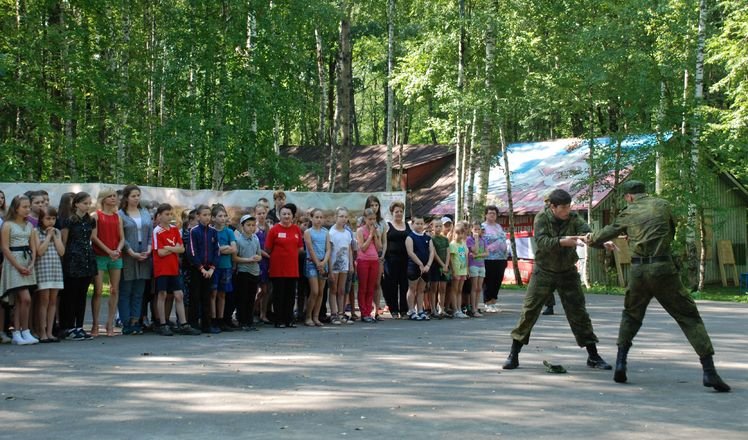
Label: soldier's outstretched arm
xmin=589 ymin=208 xmax=631 ymax=248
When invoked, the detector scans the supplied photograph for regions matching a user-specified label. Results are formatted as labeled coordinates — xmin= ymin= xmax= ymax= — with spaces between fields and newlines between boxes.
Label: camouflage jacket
xmin=533 ymin=207 xmax=590 ymax=273
xmin=589 ymin=194 xmax=675 ymax=257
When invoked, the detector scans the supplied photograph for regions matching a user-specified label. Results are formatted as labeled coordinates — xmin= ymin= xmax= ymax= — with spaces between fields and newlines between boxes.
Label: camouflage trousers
xmin=510 ymin=267 xmax=599 ymax=347
xmin=618 ymin=262 xmax=714 ymax=357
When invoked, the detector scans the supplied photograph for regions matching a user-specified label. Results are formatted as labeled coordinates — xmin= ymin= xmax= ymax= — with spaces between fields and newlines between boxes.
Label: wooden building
xmin=429 ymin=135 xmax=748 ymax=286
xmin=283 ymin=137 xmax=747 ymax=286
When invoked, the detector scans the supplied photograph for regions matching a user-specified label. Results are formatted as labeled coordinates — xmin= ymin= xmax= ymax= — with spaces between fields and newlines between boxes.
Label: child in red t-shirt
xmin=152 ymin=204 xmax=200 ymax=336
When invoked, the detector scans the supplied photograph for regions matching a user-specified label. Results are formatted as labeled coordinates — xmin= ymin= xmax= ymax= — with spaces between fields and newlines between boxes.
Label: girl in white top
xmin=328 ymin=207 xmax=353 ymax=325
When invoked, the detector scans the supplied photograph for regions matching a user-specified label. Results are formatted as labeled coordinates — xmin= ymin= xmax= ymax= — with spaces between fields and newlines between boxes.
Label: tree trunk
xmin=115 ymin=6 xmax=131 ymax=184
xmin=146 ymin=2 xmax=156 ymax=184
xmin=583 ymin=109 xmax=595 ymax=289
xmin=315 ymin=27 xmax=327 ymax=191
xmin=454 ymin=0 xmax=466 ymax=220
xmin=688 ymin=0 xmax=707 ymax=291
xmin=328 ymin=57 xmax=341 ymax=193
xmin=466 ymin=110 xmax=477 ymax=220
xmin=351 ymin=85 xmax=360 ymax=147
xmin=611 ymin=134 xmax=623 ymax=219
xmin=500 ymin=124 xmax=522 ymax=286
xmin=385 ymin=0 xmax=395 ymax=191
xmin=655 ymin=81 xmax=666 ymax=195
xmin=189 ymin=67 xmax=197 ymax=190
xmin=428 ymin=97 xmax=438 ymax=144
xmin=337 ymin=6 xmax=353 ymax=192
xmin=61 ymin=1 xmax=77 ymax=180
xmin=157 ymin=51 xmax=165 ymax=187
xmin=475 ymin=14 xmax=496 ymax=219
xmin=245 ymin=7 xmax=258 ymax=186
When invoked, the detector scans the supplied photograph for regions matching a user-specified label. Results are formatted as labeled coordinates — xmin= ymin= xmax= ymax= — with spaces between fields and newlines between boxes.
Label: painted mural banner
xmin=0 ymin=182 xmax=406 ymax=225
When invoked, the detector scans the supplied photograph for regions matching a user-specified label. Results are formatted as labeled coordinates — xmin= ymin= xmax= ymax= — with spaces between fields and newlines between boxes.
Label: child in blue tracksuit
xmin=187 ymin=205 xmax=220 ymax=332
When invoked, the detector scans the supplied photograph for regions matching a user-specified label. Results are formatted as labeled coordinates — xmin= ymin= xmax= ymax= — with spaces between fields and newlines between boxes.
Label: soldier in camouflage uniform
xmin=587 ymin=180 xmax=730 ymax=392
xmin=502 ymin=189 xmax=611 ymax=371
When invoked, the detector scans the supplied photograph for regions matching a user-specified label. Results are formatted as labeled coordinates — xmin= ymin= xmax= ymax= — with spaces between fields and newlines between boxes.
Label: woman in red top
xmin=91 ymin=188 xmax=125 ymax=336
xmin=265 ymin=204 xmax=304 ymax=328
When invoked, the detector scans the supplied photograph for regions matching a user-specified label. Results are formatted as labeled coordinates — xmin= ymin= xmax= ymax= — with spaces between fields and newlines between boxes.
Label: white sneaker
xmin=454 ymin=311 xmax=469 ymax=319
xmin=0 ymin=332 xmax=11 ymax=344
xmin=11 ymin=331 xmax=29 ymax=345
xmin=21 ymin=329 xmax=39 ymax=344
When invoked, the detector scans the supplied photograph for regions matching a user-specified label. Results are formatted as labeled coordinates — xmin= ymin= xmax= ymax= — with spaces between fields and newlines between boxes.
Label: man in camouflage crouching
xmin=587 ymin=180 xmax=730 ymax=392
xmin=502 ymin=188 xmax=611 ymax=371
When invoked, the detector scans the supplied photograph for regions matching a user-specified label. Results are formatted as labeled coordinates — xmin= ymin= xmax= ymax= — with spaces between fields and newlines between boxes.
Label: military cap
xmin=619 ymin=180 xmax=646 ymax=195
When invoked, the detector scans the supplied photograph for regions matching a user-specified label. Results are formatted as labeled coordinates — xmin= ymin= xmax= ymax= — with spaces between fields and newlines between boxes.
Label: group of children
xmin=0 ymin=188 xmax=506 ymax=345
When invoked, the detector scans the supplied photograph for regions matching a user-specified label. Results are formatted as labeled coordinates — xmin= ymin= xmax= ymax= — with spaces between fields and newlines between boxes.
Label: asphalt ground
xmin=1 ymin=290 xmax=746 ymax=440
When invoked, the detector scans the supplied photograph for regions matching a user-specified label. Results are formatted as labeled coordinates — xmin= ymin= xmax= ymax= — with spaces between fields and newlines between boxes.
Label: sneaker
xmin=362 ymin=316 xmax=375 ymax=323
xmin=343 ymin=315 xmax=354 ymax=325
xmin=67 ymin=329 xmax=85 ymax=341
xmin=11 ymin=331 xmax=28 ymax=345
xmin=390 ymin=312 xmax=399 ymax=319
xmin=122 ymin=326 xmax=134 ymax=335
xmin=454 ymin=311 xmax=469 ymax=319
xmin=209 ymin=326 xmax=222 ymax=334
xmin=409 ymin=312 xmax=423 ymax=321
xmin=157 ymin=324 xmax=174 ymax=336
xmin=132 ymin=325 xmax=143 ymax=335
xmin=74 ymin=328 xmax=94 ymax=340
xmin=331 ymin=316 xmax=342 ymax=325
xmin=21 ymin=329 xmax=39 ymax=344
xmin=0 ymin=332 xmax=12 ymax=344
xmin=177 ymin=324 xmax=201 ymax=335
xmin=418 ymin=312 xmax=430 ymax=321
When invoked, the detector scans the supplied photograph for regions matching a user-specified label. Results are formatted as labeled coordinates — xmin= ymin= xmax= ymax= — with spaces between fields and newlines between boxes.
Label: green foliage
xmin=0 ymin=0 xmax=744 ymax=192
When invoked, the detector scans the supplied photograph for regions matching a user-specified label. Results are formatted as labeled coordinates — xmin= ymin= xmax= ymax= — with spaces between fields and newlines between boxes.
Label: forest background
xmin=1 ymin=0 xmax=746 ymax=218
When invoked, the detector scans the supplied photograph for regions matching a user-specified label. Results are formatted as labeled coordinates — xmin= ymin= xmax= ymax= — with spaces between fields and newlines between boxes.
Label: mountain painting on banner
xmin=431 ymin=134 xmax=671 ymax=215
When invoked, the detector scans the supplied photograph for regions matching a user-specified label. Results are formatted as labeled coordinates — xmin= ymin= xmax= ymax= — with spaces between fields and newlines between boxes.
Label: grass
xmin=503 ymin=282 xmax=748 ymax=303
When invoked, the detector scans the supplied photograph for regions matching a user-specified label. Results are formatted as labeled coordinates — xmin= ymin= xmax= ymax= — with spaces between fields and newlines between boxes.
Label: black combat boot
xmin=613 ymin=344 xmax=630 ymax=383
xmin=585 ymin=344 xmax=612 ymax=370
xmin=502 ymin=339 xmax=523 ymax=370
xmin=700 ymin=355 xmax=731 ymax=392
xmin=541 ymin=305 xmax=554 ymax=315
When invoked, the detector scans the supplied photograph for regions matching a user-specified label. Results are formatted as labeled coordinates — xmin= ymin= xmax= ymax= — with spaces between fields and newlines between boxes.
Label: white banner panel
xmin=0 ymin=182 xmax=406 ymax=226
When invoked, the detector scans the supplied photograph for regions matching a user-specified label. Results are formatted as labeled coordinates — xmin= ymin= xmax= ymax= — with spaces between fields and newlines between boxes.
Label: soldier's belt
xmin=631 ymin=255 xmax=671 ymax=264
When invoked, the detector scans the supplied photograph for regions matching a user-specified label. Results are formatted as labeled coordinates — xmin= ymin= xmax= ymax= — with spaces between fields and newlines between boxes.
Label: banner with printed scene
xmin=0 ymin=183 xmax=406 ymax=227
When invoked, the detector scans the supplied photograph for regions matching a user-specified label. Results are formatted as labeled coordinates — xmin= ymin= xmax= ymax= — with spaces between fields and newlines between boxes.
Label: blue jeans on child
xmin=118 ymin=279 xmax=146 ymax=325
